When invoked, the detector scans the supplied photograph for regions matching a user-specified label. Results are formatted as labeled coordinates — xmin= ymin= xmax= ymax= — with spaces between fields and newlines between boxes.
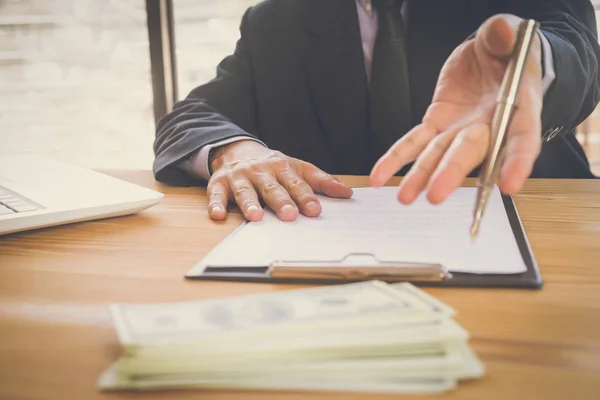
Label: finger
xmin=206 ymin=180 xmax=228 ymax=221
xmin=250 ymin=168 xmax=299 ymax=221
xmin=396 ymin=131 xmax=456 ymax=205
xmin=426 ymin=122 xmax=490 ymax=204
xmin=478 ymin=15 xmax=517 ymax=60
xmin=299 ymin=163 xmax=353 ymax=199
xmin=228 ymin=175 xmax=264 ymax=221
xmin=499 ymin=127 xmax=541 ymax=194
xmin=475 ymin=15 xmax=542 ymax=89
xmin=370 ymin=124 xmax=438 ymax=187
xmin=276 ymin=166 xmax=322 ymax=218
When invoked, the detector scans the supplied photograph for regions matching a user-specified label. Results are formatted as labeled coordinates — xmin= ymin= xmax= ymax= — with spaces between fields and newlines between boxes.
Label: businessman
xmin=153 ymin=0 xmax=600 ymax=222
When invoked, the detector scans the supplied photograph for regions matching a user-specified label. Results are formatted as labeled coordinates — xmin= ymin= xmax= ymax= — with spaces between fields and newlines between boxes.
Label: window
xmin=0 ymin=0 xmax=153 ymax=169
xmin=173 ymin=0 xmax=256 ymax=99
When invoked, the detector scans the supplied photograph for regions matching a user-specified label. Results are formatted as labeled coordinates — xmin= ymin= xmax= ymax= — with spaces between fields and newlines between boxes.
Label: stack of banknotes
xmin=98 ymin=281 xmax=484 ymax=394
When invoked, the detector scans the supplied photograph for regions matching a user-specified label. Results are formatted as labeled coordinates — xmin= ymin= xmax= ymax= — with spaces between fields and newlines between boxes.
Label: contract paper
xmin=197 ymin=186 xmax=527 ymax=274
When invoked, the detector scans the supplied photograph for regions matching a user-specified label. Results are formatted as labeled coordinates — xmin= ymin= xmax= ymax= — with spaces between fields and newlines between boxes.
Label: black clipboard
xmin=185 ymin=194 xmax=542 ymax=289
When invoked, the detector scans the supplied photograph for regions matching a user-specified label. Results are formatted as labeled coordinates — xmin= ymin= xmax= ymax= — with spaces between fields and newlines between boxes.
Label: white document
xmin=195 ymin=186 xmax=527 ymax=274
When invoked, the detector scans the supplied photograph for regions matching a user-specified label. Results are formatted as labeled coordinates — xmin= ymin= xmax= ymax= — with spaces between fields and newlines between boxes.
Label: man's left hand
xmin=370 ymin=14 xmax=543 ymax=205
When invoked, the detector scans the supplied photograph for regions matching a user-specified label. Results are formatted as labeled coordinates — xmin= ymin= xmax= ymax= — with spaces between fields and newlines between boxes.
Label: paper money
xmin=110 ymin=281 xmax=431 ymax=346
xmin=99 ymin=362 xmax=458 ymax=394
xmin=390 ymin=282 xmax=456 ymax=316
xmin=99 ymin=281 xmax=484 ymax=394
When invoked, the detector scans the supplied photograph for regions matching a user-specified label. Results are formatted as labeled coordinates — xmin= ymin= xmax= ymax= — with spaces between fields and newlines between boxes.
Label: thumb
xmin=476 ymin=14 xmax=519 ymax=61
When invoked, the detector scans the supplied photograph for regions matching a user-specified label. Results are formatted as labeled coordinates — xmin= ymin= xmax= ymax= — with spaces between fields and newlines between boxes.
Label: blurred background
xmin=0 ymin=0 xmax=599 ymax=174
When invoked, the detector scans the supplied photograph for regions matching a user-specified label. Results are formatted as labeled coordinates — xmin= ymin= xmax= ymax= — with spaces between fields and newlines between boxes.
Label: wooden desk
xmin=1 ymin=172 xmax=599 ymax=400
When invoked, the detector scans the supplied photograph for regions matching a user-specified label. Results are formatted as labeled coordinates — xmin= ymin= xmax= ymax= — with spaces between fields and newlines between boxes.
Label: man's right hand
xmin=206 ymin=140 xmax=353 ymax=221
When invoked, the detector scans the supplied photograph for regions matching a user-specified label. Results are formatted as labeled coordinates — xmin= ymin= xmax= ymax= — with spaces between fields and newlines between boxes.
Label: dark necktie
xmin=369 ymin=0 xmax=412 ymax=165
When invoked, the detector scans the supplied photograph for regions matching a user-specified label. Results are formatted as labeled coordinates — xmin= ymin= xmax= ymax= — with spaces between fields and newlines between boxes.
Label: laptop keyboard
xmin=0 ymin=187 xmax=39 ymax=215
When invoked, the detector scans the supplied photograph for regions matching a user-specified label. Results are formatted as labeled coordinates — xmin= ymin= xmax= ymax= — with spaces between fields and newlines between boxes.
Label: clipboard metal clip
xmin=268 ymin=253 xmax=452 ymax=283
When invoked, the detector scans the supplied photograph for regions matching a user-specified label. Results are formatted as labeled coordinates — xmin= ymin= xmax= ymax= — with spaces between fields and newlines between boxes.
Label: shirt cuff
xmin=539 ymin=30 xmax=555 ymax=95
xmin=179 ymin=136 xmax=266 ymax=181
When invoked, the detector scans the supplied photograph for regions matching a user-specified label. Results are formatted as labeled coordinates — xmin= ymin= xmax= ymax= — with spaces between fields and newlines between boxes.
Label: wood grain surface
xmin=1 ymin=171 xmax=599 ymax=400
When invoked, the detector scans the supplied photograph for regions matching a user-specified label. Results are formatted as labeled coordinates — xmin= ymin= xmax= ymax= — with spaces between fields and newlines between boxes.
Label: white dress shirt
xmin=182 ymin=0 xmax=555 ymax=180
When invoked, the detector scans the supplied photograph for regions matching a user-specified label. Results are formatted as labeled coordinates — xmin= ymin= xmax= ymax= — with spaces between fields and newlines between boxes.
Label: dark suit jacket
xmin=153 ymin=0 xmax=600 ymax=186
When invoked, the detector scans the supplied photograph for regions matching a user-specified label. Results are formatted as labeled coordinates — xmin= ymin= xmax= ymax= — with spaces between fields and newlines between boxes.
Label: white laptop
xmin=0 ymin=153 xmax=164 ymax=236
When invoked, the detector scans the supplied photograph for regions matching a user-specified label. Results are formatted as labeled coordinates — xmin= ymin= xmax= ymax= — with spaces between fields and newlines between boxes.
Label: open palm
xmin=370 ymin=15 xmax=543 ymax=205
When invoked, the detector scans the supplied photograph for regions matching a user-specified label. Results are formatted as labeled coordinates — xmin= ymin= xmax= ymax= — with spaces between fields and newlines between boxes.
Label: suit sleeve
xmin=509 ymin=0 xmax=600 ymax=141
xmin=152 ymin=7 xmax=259 ymax=186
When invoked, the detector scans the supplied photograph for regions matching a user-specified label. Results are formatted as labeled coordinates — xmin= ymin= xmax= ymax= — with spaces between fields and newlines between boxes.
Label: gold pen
xmin=471 ymin=19 xmax=540 ymax=239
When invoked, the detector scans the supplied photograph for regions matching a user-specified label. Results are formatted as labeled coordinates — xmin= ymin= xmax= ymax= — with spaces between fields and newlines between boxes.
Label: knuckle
xmin=219 ymin=159 xmax=241 ymax=172
xmin=207 ymin=183 xmax=223 ymax=195
xmin=272 ymin=159 xmax=290 ymax=170
xmin=388 ymin=147 xmax=401 ymax=159
xmin=269 ymin=150 xmax=286 ymax=159
xmin=207 ymin=181 xmax=223 ymax=195
xmin=431 ymin=136 xmax=449 ymax=152
xmin=208 ymin=190 xmax=225 ymax=205
xmin=230 ymin=164 xmax=249 ymax=176
xmin=404 ymin=133 xmax=417 ymax=146
xmin=297 ymin=159 xmax=315 ymax=170
xmin=275 ymin=199 xmax=294 ymax=210
xmin=209 ymin=170 xmax=227 ymax=183
xmin=261 ymin=181 xmax=280 ymax=195
xmin=307 ymin=167 xmax=329 ymax=181
xmin=233 ymin=183 xmax=253 ymax=196
xmin=287 ymin=177 xmax=306 ymax=190
xmin=266 ymin=155 xmax=289 ymax=169
xmin=297 ymin=194 xmax=318 ymax=206
xmin=248 ymin=161 xmax=265 ymax=174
